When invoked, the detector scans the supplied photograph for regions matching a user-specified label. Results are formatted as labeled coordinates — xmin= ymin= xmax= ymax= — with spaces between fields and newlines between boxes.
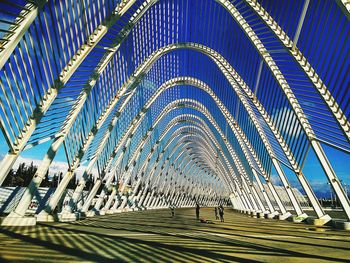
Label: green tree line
xmin=2 ymin=162 xmax=77 ymax=189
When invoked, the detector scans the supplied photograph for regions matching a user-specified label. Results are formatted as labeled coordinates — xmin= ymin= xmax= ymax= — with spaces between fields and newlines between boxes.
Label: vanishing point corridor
xmin=0 ymin=0 xmax=350 ymax=261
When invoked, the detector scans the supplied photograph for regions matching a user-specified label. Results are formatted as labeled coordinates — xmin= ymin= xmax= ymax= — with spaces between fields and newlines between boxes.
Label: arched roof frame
xmin=2 ymin=0 xmax=348 ymax=146
xmin=0 ymin=1 xmax=344 ymax=186
xmin=95 ymin=78 xmax=317 ymax=216
xmin=100 ymin=101 xmax=279 ymax=213
xmin=148 ymin=135 xmax=229 ymax=195
xmin=1 ymin=2 xmax=348 ymax=200
xmin=2 ymin=0 xmax=348 ymax=158
xmin=117 ymin=115 xmax=234 ymax=196
xmin=2 ymin=1 xmax=349 ymax=220
xmin=138 ymin=127 xmax=250 ymax=207
xmin=67 ymin=116 xmax=238 ymax=214
xmin=114 ymin=117 xmax=238 ymax=196
xmin=216 ymin=0 xmax=350 ymax=143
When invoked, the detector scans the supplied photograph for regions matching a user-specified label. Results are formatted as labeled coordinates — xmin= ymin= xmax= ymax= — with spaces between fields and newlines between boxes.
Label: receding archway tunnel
xmin=0 ymin=0 xmax=349 ymax=262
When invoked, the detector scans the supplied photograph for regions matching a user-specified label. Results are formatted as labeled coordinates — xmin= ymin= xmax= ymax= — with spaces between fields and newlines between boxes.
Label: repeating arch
xmin=0 ymin=0 xmax=349 ymax=226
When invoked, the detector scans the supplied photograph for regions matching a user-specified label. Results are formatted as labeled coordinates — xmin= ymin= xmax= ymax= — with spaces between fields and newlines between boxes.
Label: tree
xmin=2 ymin=169 xmax=15 ymax=186
xmin=2 ymin=162 xmax=38 ymax=187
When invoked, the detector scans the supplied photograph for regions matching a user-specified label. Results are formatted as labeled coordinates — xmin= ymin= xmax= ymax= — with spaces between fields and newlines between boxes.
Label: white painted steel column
xmin=102 ymin=187 xmax=118 ymax=211
xmin=252 ymin=169 xmax=275 ymax=213
xmin=241 ymin=179 xmax=259 ymax=212
xmin=80 ymin=179 xmax=102 ymax=213
xmin=110 ymin=193 xmax=122 ymax=211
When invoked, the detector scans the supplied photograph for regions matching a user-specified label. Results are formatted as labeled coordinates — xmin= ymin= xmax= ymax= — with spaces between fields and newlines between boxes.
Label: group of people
xmin=195 ymin=204 xmax=224 ymax=222
xmin=214 ymin=205 xmax=225 ymax=222
xmin=169 ymin=204 xmax=225 ymax=222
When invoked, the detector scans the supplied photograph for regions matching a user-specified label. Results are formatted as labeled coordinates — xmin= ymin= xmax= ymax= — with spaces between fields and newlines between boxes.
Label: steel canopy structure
xmin=0 ymin=0 xmax=349 ymax=226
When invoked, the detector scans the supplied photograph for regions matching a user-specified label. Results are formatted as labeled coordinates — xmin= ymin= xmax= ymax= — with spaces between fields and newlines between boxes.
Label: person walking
xmin=219 ymin=205 xmax=224 ymax=222
xmin=214 ymin=207 xmax=219 ymax=220
xmin=170 ymin=205 xmax=175 ymax=218
xmin=196 ymin=203 xmax=200 ymax=220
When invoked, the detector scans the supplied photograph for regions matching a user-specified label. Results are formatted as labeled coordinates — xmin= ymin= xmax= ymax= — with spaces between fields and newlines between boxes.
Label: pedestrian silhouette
xmin=214 ymin=207 xmax=219 ymax=220
xmin=196 ymin=204 xmax=200 ymax=220
xmin=219 ymin=205 xmax=224 ymax=222
xmin=170 ymin=206 xmax=175 ymax=217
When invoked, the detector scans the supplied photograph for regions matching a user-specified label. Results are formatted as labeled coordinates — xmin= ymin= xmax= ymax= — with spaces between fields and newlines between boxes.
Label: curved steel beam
xmin=127 ymin=121 xmax=231 ymax=195
xmin=3 ymin=1 xmax=348 ymax=220
xmin=110 ymin=77 xmax=300 ymax=214
xmin=220 ymin=0 xmax=350 ymax=143
xmin=142 ymin=131 xmax=240 ymax=203
xmin=214 ymin=1 xmax=350 ymax=218
xmin=149 ymin=137 xmax=222 ymax=195
xmin=75 ymin=118 xmax=236 ymax=214
xmin=0 ymin=0 xmax=152 ymax=184
xmin=0 ymin=1 xmax=48 ymax=70
xmin=104 ymin=104 xmax=266 ymax=211
xmin=128 ymin=125 xmax=233 ymax=195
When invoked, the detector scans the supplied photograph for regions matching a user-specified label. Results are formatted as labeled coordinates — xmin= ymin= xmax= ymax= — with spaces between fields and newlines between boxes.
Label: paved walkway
xmin=0 ymin=208 xmax=349 ymax=262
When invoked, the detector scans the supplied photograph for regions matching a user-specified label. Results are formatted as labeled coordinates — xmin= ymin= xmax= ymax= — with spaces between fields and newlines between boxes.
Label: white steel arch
xmin=0 ymin=0 xmax=349 ymax=227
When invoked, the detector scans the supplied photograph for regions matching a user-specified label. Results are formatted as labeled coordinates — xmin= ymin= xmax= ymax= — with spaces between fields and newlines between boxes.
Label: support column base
xmin=113 ymin=209 xmax=123 ymax=213
xmin=59 ymin=212 xmax=81 ymax=222
xmin=85 ymin=211 xmax=96 ymax=218
xmin=290 ymin=213 xmax=309 ymax=223
xmin=97 ymin=210 xmax=106 ymax=216
xmin=257 ymin=212 xmax=269 ymax=218
xmin=36 ymin=212 xmax=57 ymax=222
xmin=278 ymin=212 xmax=292 ymax=220
xmin=250 ymin=211 xmax=258 ymax=218
xmin=1 ymin=213 xmax=36 ymax=226
xmin=265 ymin=211 xmax=278 ymax=219
xmin=308 ymin=214 xmax=332 ymax=226
xmin=131 ymin=206 xmax=142 ymax=211
xmin=118 ymin=207 xmax=132 ymax=212
xmin=333 ymin=221 xmax=350 ymax=231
